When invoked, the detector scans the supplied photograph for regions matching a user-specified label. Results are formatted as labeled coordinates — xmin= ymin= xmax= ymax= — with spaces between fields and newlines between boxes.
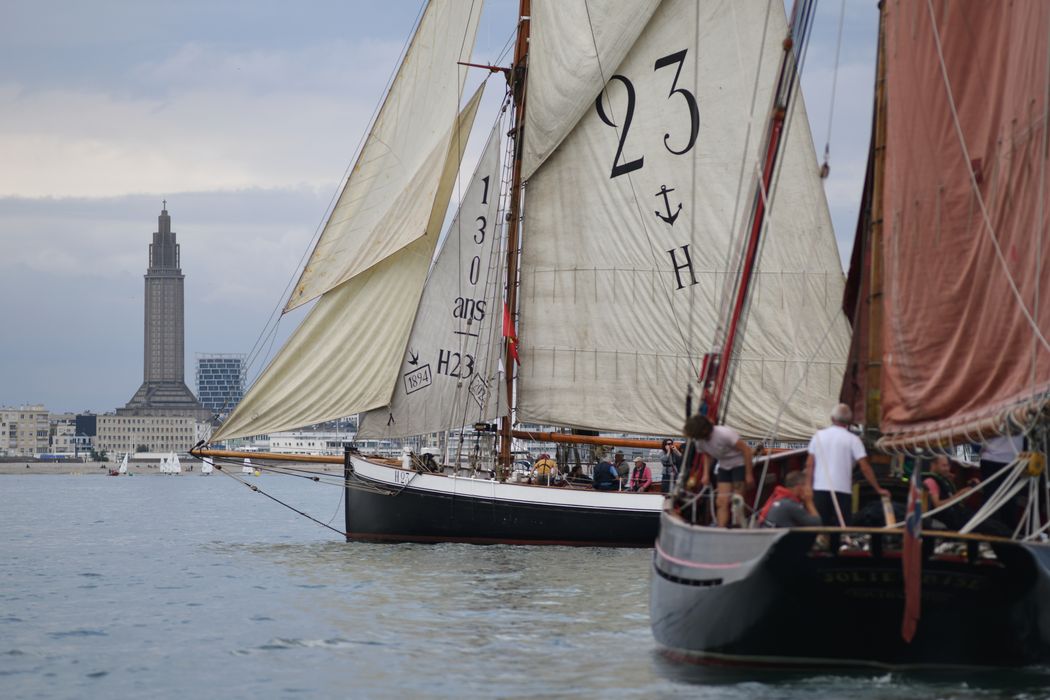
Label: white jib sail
xmin=118 ymin=453 xmax=128 ymax=474
xmin=242 ymin=458 xmax=253 ymax=474
xmin=201 ymin=457 xmax=214 ymax=474
xmin=171 ymin=453 xmax=181 ymax=474
xmin=516 ymin=0 xmax=850 ymax=441
xmin=285 ymin=0 xmax=485 ymax=312
xmin=212 ymin=86 xmax=486 ymax=442
xmin=358 ymin=120 xmax=506 ymax=439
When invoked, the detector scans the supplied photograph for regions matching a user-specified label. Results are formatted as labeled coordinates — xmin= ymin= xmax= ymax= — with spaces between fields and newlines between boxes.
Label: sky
xmin=0 ymin=0 xmax=878 ymax=414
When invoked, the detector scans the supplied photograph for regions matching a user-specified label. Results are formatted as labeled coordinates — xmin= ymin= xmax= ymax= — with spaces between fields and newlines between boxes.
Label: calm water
xmin=2 ymin=474 xmax=1049 ymax=699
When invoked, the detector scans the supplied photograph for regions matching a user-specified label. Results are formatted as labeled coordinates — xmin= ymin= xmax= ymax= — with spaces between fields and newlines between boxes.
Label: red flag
xmin=502 ymin=302 xmax=520 ymax=365
xmin=901 ymin=470 xmax=923 ymax=642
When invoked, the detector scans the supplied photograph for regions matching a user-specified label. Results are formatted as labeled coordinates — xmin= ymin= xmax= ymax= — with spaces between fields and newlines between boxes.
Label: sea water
xmin=2 ymin=474 xmax=1049 ymax=699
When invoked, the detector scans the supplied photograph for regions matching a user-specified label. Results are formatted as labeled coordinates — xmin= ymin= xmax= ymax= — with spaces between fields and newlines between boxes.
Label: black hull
xmin=345 ymin=473 xmax=659 ymax=546
xmin=651 ymin=512 xmax=1050 ymax=668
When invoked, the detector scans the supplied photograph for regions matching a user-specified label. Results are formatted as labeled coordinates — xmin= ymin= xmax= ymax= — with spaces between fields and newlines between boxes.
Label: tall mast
xmin=865 ymin=1 xmax=888 ymax=433
xmin=700 ymin=0 xmax=815 ymax=424
xmin=499 ymin=0 xmax=531 ymax=473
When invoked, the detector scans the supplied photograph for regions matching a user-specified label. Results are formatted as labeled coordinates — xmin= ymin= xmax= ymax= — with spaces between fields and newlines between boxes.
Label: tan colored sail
xmin=212 ymin=86 xmax=485 ymax=442
xmin=522 ymin=0 xmax=660 ymax=179
xmin=284 ymin=0 xmax=484 ymax=312
xmin=357 ymin=121 xmax=506 ymax=439
xmin=516 ymin=0 xmax=850 ymax=441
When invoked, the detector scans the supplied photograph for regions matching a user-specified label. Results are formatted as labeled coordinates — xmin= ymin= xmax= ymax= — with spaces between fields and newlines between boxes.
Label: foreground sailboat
xmin=196 ymin=0 xmax=847 ymax=545
xmin=650 ymin=0 xmax=1050 ymax=669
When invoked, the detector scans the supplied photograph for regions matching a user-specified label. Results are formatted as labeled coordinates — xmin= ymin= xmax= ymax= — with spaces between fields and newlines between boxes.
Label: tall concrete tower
xmin=121 ymin=204 xmax=211 ymax=419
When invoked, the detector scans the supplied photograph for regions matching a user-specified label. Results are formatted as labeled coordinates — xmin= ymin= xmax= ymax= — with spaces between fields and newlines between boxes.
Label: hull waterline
xmin=650 ymin=510 xmax=1050 ymax=668
xmin=344 ymin=454 xmax=662 ymax=546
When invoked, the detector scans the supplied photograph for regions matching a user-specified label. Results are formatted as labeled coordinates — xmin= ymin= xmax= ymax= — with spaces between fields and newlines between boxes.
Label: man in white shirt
xmin=684 ymin=414 xmax=753 ymax=527
xmin=804 ymin=403 xmax=888 ymax=526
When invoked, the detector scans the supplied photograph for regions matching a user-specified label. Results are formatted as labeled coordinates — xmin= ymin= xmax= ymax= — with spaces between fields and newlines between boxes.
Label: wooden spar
xmin=191 ymin=447 xmax=342 ymax=464
xmin=499 ymin=0 xmax=531 ymax=473
xmin=865 ymin=2 xmax=888 ymax=431
xmin=510 ymin=431 xmax=665 ymax=450
xmin=457 ymin=61 xmax=510 ymax=76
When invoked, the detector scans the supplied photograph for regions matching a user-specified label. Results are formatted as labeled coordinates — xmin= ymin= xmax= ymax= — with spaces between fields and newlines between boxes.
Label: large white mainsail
xmin=357 ymin=121 xmax=506 ymax=439
xmin=522 ymin=0 xmax=660 ymax=178
xmin=285 ymin=0 xmax=485 ymax=312
xmin=516 ymin=0 xmax=849 ymax=441
xmin=212 ymin=86 xmax=486 ymax=442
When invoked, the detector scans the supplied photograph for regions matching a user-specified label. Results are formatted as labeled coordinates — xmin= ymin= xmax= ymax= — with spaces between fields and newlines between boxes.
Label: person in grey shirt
xmin=760 ymin=471 xmax=821 ymax=528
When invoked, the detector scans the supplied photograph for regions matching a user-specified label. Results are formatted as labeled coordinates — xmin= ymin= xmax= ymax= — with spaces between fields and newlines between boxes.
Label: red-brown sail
xmin=878 ymin=0 xmax=1050 ymax=445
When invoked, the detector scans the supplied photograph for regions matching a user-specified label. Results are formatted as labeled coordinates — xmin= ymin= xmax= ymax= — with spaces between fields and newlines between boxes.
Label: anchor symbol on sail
xmin=654 ymin=185 xmax=682 ymax=225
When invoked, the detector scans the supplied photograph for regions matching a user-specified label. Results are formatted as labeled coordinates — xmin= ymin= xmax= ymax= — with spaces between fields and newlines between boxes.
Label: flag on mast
xmin=503 ymin=301 xmax=520 ymax=365
xmin=901 ymin=469 xmax=923 ymax=642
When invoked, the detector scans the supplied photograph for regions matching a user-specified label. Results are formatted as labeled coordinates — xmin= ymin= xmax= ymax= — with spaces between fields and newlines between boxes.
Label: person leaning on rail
xmin=684 ymin=414 xmax=754 ymax=528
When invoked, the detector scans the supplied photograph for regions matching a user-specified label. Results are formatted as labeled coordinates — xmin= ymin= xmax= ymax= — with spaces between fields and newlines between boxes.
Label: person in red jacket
xmin=629 ymin=458 xmax=653 ymax=492
xmin=758 ymin=471 xmax=821 ymax=527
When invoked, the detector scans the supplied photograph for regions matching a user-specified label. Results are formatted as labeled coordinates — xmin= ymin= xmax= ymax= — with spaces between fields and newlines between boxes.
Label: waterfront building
xmin=0 ymin=405 xmax=50 ymax=457
xmin=195 ymin=353 xmax=246 ymax=418
xmin=120 ymin=204 xmax=211 ymax=421
xmin=96 ymin=413 xmax=209 ymax=456
xmin=47 ymin=413 xmax=78 ymax=458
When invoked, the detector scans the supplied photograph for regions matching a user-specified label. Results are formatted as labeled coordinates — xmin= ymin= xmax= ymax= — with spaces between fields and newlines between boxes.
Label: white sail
xmin=201 ymin=457 xmax=214 ymax=475
xmin=242 ymin=458 xmax=253 ymax=475
xmin=171 ymin=453 xmax=181 ymax=474
xmin=118 ymin=453 xmax=128 ymax=474
xmin=516 ymin=0 xmax=850 ymax=441
xmin=212 ymin=86 xmax=486 ymax=442
xmin=159 ymin=454 xmax=169 ymax=474
xmin=358 ymin=121 xmax=505 ymax=439
xmin=522 ymin=0 xmax=660 ymax=179
xmin=284 ymin=0 xmax=484 ymax=311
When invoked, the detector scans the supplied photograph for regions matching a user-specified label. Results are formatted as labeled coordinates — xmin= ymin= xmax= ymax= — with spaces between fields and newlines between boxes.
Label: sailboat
xmin=201 ymin=456 xmax=214 ymax=475
xmin=170 ymin=453 xmax=182 ymax=475
xmin=159 ymin=453 xmax=170 ymax=474
xmin=241 ymin=458 xmax=254 ymax=476
xmin=650 ymin=0 xmax=1050 ymax=669
xmin=194 ymin=0 xmax=848 ymax=545
xmin=108 ymin=452 xmax=129 ymax=476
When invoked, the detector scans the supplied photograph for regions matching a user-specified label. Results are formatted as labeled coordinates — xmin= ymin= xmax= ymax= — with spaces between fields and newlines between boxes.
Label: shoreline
xmin=0 ymin=460 xmax=336 ymax=476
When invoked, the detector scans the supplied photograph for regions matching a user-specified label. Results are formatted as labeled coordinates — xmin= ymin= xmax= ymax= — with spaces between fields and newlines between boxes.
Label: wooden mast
xmin=865 ymin=1 xmax=888 ymax=433
xmin=499 ymin=0 xmax=531 ymax=475
xmin=701 ymin=2 xmax=814 ymax=423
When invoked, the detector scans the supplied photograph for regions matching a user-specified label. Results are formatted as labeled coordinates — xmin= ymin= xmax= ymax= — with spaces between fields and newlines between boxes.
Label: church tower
xmin=121 ymin=204 xmax=212 ymax=419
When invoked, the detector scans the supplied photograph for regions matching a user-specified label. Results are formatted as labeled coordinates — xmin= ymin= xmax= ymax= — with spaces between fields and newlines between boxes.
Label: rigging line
xmin=1035 ymin=10 xmax=1050 ymax=393
xmin=719 ymin=1 xmax=776 ymax=341
xmin=210 ymin=458 xmax=349 ymax=537
xmin=722 ymin=0 xmax=818 ymax=420
xmin=452 ymin=121 xmax=512 ymax=457
xmin=581 ymin=2 xmax=699 ymax=378
xmin=925 ymin=0 xmax=1050 ymax=354
xmin=237 ymin=1 xmax=429 ymax=385
xmin=821 ymin=0 xmax=847 ymax=171
xmin=438 ymin=0 xmax=486 ymax=446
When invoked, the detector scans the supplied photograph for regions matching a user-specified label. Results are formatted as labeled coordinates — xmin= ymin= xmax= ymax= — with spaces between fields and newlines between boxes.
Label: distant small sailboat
xmin=159 ymin=454 xmax=170 ymax=474
xmin=109 ymin=452 xmax=130 ymax=476
xmin=171 ymin=453 xmax=182 ymax=475
xmin=201 ymin=457 xmax=214 ymax=475
xmin=242 ymin=458 xmax=256 ymax=476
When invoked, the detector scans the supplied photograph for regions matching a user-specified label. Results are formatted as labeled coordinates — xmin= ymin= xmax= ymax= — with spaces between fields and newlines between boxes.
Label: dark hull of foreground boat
xmin=650 ymin=510 xmax=1050 ymax=668
xmin=344 ymin=456 xmax=661 ymax=546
